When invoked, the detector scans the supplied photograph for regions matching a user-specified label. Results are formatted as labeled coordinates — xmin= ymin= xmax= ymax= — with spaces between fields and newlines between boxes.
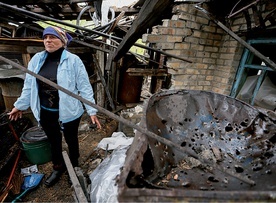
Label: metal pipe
xmin=228 ymin=0 xmax=260 ymax=18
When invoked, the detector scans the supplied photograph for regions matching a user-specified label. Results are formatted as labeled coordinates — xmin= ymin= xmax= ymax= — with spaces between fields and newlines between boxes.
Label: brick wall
xmin=142 ymin=3 xmax=245 ymax=95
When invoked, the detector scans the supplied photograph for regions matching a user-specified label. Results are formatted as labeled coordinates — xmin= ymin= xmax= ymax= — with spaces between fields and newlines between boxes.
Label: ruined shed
xmin=0 ymin=0 xmax=276 ymax=201
xmin=1 ymin=0 xmax=275 ymax=111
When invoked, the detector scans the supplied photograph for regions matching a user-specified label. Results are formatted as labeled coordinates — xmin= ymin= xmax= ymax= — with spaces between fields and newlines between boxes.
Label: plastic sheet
xmin=254 ymin=76 xmax=276 ymax=110
xmin=97 ymin=132 xmax=133 ymax=150
xmin=89 ymin=146 xmax=129 ymax=203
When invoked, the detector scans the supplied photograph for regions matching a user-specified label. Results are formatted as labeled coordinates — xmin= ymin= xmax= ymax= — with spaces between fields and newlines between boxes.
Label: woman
xmin=8 ymin=26 xmax=101 ymax=187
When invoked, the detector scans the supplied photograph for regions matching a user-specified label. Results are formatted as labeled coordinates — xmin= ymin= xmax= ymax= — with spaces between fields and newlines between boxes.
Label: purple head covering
xmin=43 ymin=26 xmax=73 ymax=46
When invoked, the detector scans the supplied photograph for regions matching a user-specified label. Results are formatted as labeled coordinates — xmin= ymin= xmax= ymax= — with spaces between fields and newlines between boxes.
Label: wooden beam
xmin=113 ymin=0 xmax=174 ymax=61
xmin=127 ymin=68 xmax=167 ymax=76
xmin=62 ymin=151 xmax=88 ymax=203
xmin=0 ymin=45 xmax=26 ymax=53
xmin=92 ymin=53 xmax=115 ymax=110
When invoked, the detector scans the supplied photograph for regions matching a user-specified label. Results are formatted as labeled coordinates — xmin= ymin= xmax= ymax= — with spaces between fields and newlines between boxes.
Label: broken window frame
xmin=230 ymin=38 xmax=276 ymax=105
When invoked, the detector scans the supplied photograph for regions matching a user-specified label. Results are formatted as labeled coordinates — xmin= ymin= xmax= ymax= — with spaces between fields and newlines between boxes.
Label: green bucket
xmin=20 ymin=126 xmax=52 ymax=165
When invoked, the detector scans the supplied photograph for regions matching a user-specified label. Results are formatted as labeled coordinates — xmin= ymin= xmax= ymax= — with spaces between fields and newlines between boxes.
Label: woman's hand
xmin=90 ymin=115 xmax=102 ymax=129
xmin=7 ymin=108 xmax=22 ymax=121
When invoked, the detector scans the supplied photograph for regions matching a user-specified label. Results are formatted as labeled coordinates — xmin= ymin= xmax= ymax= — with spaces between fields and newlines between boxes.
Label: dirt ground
xmin=2 ymin=112 xmax=118 ymax=202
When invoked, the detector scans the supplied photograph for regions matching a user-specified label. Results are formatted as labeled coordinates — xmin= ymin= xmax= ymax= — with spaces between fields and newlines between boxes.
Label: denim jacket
xmin=14 ymin=49 xmax=98 ymax=123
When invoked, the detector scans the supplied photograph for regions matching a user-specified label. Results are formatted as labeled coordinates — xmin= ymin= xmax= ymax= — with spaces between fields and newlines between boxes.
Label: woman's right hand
xmin=7 ymin=108 xmax=22 ymax=121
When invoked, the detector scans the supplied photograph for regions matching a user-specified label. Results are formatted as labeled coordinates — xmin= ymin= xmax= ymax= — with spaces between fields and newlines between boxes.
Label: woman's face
xmin=43 ymin=35 xmax=64 ymax=53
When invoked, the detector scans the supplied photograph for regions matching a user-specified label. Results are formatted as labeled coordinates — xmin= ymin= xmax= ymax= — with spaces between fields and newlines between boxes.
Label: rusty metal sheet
xmin=118 ymin=89 xmax=276 ymax=202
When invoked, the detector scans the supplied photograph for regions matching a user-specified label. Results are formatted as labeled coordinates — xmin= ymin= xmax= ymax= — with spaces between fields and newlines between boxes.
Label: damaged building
xmin=0 ymin=0 xmax=275 ymax=202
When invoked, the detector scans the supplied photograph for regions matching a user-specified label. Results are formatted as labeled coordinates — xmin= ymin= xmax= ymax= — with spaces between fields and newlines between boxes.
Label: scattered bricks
xmin=119 ymin=107 xmax=143 ymax=137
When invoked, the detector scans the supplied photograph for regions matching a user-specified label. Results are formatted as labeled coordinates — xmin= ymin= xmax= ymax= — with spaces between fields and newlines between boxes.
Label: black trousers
xmin=40 ymin=108 xmax=82 ymax=169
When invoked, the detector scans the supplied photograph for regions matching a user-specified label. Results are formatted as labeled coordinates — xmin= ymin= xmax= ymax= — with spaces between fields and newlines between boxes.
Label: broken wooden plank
xmin=92 ymin=54 xmax=115 ymax=110
xmin=62 ymin=151 xmax=88 ymax=203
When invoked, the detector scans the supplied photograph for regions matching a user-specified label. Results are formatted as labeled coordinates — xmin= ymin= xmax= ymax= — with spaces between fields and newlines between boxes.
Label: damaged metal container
xmin=117 ymin=89 xmax=276 ymax=202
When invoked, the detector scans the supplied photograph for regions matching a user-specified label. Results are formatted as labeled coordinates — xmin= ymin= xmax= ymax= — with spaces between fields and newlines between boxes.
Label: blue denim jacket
xmin=14 ymin=49 xmax=98 ymax=123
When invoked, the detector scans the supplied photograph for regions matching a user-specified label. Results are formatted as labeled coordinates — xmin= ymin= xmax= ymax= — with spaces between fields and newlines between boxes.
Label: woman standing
xmin=8 ymin=26 xmax=101 ymax=187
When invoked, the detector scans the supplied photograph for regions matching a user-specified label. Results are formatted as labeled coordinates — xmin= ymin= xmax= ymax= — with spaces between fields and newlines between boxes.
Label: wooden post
xmin=62 ymin=151 xmax=88 ymax=203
